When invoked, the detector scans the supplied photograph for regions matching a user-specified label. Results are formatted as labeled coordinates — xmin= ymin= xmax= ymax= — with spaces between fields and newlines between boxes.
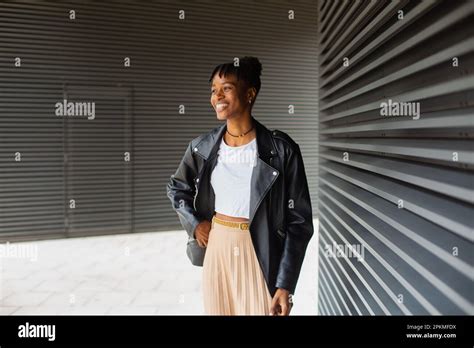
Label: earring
xmin=248 ymin=99 xmax=252 ymax=103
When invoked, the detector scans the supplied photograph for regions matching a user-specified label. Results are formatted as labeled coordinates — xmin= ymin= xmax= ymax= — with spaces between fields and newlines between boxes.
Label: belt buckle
xmin=240 ymin=222 xmax=249 ymax=230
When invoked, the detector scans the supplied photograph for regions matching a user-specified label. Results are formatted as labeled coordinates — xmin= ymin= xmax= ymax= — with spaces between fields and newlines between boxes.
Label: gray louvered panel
xmin=320 ymin=138 xmax=473 ymax=164
xmin=320 ymin=0 xmax=338 ymax=33
xmin=320 ymin=0 xmax=360 ymax=52
xmin=319 ymin=191 xmax=472 ymax=315
xmin=321 ymin=161 xmax=472 ymax=240
xmin=320 ymin=175 xmax=471 ymax=274
xmin=0 ymin=1 xmax=318 ymax=241
xmin=320 ymin=0 xmax=347 ymax=40
xmin=323 ymin=0 xmax=409 ymax=73
xmin=320 ymin=0 xmax=472 ymax=91
xmin=320 ymin=108 xmax=474 ymax=134
xmin=320 ymin=150 xmax=472 ymax=203
xmin=320 ymin=0 xmax=384 ymax=67
xmin=321 ymin=75 xmax=474 ymax=122
xmin=0 ymin=89 xmax=65 ymax=240
xmin=64 ymin=86 xmax=133 ymax=237
xmin=321 ymin=38 xmax=474 ymax=110
xmin=318 ymin=0 xmax=474 ymax=315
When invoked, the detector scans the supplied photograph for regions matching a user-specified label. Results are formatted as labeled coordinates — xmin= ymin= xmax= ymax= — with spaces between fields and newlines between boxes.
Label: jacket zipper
xmin=268 ymin=157 xmax=273 ymax=209
xmin=192 ymin=152 xmax=205 ymax=211
xmin=192 ymin=151 xmax=216 ymax=212
xmin=193 ymin=179 xmax=199 ymax=211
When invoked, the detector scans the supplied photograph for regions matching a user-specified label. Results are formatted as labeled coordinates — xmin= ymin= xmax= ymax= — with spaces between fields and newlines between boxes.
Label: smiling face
xmin=210 ymin=73 xmax=255 ymax=121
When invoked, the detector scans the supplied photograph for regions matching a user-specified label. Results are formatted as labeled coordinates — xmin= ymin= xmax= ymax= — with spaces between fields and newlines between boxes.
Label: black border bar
xmin=0 ymin=315 xmax=471 ymax=346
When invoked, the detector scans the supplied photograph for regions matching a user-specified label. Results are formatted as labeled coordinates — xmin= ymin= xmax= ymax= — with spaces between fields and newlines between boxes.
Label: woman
xmin=167 ymin=56 xmax=313 ymax=315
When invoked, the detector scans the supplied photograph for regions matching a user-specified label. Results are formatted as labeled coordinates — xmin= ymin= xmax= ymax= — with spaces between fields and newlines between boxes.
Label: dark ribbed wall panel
xmin=0 ymin=1 xmax=318 ymax=241
xmin=317 ymin=0 xmax=473 ymax=315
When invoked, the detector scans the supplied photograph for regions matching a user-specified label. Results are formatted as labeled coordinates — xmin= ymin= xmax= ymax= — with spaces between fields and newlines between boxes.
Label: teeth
xmin=216 ymin=104 xmax=229 ymax=111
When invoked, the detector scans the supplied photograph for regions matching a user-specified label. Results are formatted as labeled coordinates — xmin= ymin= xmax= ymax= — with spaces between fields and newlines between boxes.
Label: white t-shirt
xmin=210 ymin=137 xmax=257 ymax=218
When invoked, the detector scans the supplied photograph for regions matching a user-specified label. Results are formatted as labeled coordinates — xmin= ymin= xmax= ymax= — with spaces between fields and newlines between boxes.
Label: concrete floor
xmin=0 ymin=220 xmax=318 ymax=315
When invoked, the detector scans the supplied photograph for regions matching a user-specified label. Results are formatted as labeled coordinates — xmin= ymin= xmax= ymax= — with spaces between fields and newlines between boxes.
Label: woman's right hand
xmin=194 ymin=220 xmax=212 ymax=247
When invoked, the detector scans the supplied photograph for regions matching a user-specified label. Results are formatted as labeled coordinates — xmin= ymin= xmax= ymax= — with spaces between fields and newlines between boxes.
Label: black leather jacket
xmin=166 ymin=117 xmax=314 ymax=296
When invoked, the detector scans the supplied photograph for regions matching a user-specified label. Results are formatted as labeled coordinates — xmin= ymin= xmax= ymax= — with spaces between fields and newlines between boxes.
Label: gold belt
xmin=212 ymin=216 xmax=250 ymax=230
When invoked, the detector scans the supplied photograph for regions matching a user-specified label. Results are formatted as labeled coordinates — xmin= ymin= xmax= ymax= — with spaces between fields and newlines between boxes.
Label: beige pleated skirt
xmin=202 ymin=217 xmax=273 ymax=315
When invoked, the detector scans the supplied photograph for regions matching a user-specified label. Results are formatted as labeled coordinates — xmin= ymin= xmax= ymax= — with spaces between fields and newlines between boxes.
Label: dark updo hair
xmin=208 ymin=56 xmax=263 ymax=96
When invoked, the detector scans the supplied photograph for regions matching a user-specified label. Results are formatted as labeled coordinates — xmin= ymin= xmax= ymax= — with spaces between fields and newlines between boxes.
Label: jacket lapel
xmin=248 ymin=118 xmax=279 ymax=228
xmin=193 ymin=124 xmax=226 ymax=161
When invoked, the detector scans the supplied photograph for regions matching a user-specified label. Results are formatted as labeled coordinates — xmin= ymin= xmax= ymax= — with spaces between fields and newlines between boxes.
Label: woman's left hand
xmin=269 ymin=288 xmax=293 ymax=316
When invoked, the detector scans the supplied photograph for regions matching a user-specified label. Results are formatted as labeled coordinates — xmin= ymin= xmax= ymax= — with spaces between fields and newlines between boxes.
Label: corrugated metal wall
xmin=317 ymin=0 xmax=473 ymax=315
xmin=0 ymin=0 xmax=318 ymax=241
